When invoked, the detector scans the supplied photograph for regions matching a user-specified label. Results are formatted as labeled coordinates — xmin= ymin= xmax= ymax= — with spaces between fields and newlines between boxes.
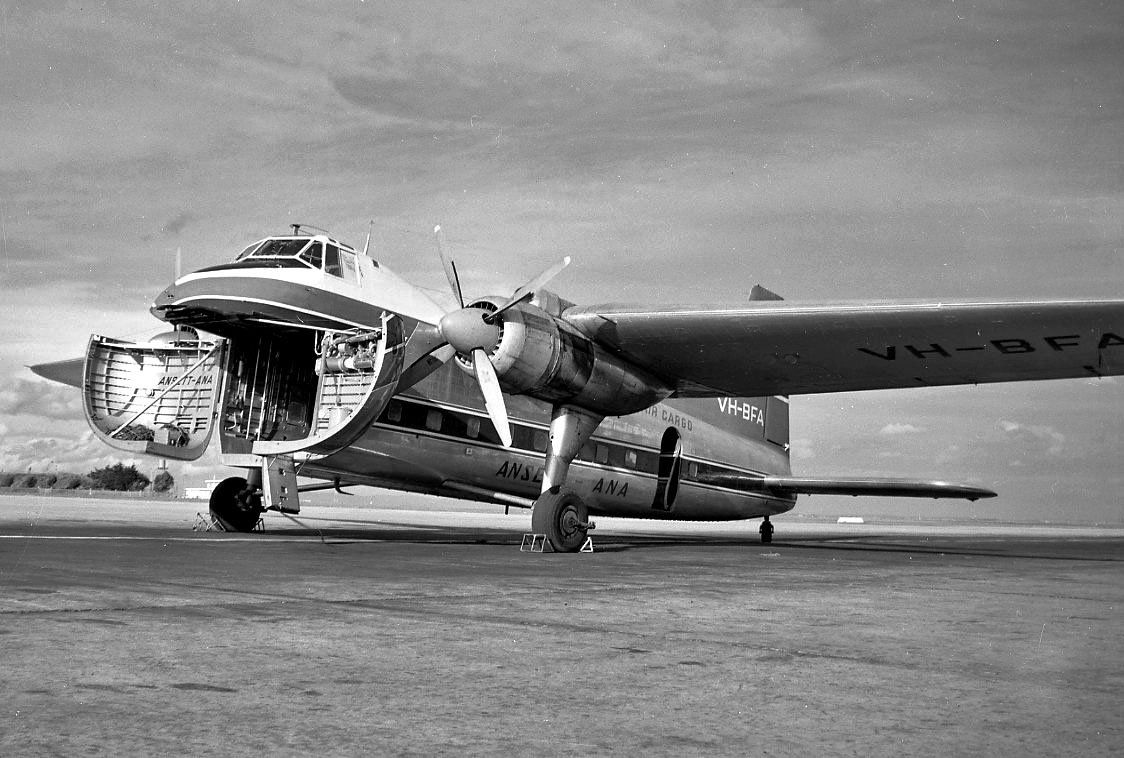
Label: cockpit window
xmin=236 ymin=241 xmax=264 ymax=260
xmin=298 ymin=241 xmax=323 ymax=269
xmin=340 ymin=250 xmax=358 ymax=281
xmin=227 ymin=236 xmax=362 ymax=281
xmin=325 ymin=245 xmax=342 ymax=276
xmin=323 ymin=244 xmax=360 ymax=283
xmin=250 ymin=239 xmax=310 ymax=259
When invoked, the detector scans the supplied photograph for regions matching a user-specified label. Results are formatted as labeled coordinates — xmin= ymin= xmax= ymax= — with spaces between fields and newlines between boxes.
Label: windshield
xmin=226 ymin=236 xmax=360 ymax=281
xmin=249 ymin=239 xmax=311 ymax=259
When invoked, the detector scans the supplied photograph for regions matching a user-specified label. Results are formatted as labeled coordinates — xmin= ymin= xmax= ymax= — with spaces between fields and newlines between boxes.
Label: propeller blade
xmin=397 ymin=344 xmax=456 ymax=392
xmin=434 ymin=225 xmax=464 ymax=309
xmin=488 ymin=256 xmax=571 ymax=321
xmin=472 ymin=347 xmax=512 ymax=447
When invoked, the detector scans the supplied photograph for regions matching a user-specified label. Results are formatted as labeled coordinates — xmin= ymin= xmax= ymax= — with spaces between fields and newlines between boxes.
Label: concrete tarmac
xmin=2 ymin=495 xmax=1122 ymax=756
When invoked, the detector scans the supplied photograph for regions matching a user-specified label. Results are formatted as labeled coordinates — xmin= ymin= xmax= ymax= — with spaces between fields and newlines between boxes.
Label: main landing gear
xmin=528 ymin=404 xmax=603 ymax=552
xmin=530 ymin=490 xmax=592 ymax=553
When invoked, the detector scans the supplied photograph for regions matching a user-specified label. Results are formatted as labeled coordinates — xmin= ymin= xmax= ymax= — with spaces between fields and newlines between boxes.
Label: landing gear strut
xmin=531 ymin=490 xmax=591 ymax=553
xmin=209 ymin=475 xmax=264 ymax=532
xmin=528 ymin=405 xmax=603 ymax=552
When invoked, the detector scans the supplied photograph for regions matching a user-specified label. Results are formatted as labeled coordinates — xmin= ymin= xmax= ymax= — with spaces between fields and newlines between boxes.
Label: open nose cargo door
xmin=82 ymin=314 xmax=406 ymax=466
xmin=83 ymin=333 xmax=225 ymax=461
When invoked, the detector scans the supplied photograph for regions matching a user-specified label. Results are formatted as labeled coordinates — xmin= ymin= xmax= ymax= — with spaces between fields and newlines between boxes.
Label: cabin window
xmin=687 ymin=461 xmax=698 ymax=479
xmin=466 ymin=417 xmax=480 ymax=439
xmin=595 ymin=444 xmax=609 ymax=464
xmin=624 ymin=450 xmax=638 ymax=468
xmin=533 ymin=430 xmax=549 ymax=453
xmin=425 ymin=409 xmax=442 ymax=431
xmin=386 ymin=401 xmax=402 ymax=423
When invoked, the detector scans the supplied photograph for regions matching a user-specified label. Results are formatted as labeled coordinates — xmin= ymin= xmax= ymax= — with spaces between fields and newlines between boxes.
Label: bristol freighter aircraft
xmin=31 ymin=225 xmax=1124 ymax=550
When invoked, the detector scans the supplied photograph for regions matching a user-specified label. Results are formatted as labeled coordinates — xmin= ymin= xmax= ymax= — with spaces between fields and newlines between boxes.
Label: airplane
xmin=29 ymin=223 xmax=1124 ymax=551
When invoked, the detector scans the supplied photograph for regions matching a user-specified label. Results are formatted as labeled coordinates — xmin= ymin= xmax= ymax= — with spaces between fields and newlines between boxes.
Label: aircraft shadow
xmin=257 ymin=519 xmax=1123 ymax=561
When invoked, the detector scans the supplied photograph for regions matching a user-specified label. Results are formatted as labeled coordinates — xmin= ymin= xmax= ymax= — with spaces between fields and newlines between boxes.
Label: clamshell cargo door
xmin=83 ymin=334 xmax=225 ymax=461
xmin=238 ymin=312 xmax=405 ymax=458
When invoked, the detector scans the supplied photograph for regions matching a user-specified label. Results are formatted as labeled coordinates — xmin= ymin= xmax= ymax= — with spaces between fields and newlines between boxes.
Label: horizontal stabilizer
xmin=700 ymin=473 xmax=996 ymax=501
xmin=28 ymin=357 xmax=85 ymax=388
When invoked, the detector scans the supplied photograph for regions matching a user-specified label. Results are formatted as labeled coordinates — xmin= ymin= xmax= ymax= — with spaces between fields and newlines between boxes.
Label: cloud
xmin=0 ymin=379 xmax=83 ymax=420
xmin=788 ymin=437 xmax=815 ymax=460
xmin=879 ymin=423 xmax=923 ymax=435
xmin=997 ymin=420 xmax=1067 ymax=458
xmin=0 ymin=429 xmax=117 ymax=473
xmin=161 ymin=212 xmax=196 ymax=236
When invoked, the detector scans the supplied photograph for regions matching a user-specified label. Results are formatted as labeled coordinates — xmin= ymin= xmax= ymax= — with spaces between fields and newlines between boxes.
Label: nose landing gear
xmin=208 ymin=475 xmax=264 ymax=532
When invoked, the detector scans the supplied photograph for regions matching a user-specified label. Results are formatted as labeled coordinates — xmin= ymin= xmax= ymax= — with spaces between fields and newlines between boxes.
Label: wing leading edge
xmin=564 ymin=299 xmax=1124 ymax=397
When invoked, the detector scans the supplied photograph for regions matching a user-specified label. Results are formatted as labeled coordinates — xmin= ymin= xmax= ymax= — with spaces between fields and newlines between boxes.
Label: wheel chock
xmin=580 ymin=537 xmax=594 ymax=553
xmin=193 ymin=512 xmax=222 ymax=532
xmin=192 ymin=513 xmax=265 ymax=532
xmin=520 ymin=533 xmax=551 ymax=552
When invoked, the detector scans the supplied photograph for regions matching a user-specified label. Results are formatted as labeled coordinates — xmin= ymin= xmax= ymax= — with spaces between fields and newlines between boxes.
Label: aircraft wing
xmin=28 ymin=357 xmax=84 ymax=388
xmin=700 ymin=474 xmax=996 ymax=501
xmin=564 ymin=299 xmax=1124 ymax=396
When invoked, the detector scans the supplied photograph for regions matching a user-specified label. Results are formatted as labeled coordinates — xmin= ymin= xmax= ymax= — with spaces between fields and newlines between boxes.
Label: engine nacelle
xmin=457 ymin=295 xmax=672 ymax=416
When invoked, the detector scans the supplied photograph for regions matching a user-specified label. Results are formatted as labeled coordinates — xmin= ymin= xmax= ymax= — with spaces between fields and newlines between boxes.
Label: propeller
xmin=396 ymin=226 xmax=570 ymax=447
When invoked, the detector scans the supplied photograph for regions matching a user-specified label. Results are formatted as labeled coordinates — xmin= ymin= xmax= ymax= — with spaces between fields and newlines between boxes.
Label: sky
xmin=1 ymin=1 xmax=1122 ymax=523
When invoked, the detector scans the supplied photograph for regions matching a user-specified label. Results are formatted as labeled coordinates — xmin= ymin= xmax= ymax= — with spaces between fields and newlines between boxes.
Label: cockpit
xmin=235 ymin=236 xmax=364 ymax=282
xmin=199 ymin=232 xmax=372 ymax=284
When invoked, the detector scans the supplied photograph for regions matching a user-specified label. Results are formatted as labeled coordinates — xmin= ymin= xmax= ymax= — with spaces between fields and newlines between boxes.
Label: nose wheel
xmin=209 ymin=476 xmax=264 ymax=532
xmin=531 ymin=490 xmax=591 ymax=553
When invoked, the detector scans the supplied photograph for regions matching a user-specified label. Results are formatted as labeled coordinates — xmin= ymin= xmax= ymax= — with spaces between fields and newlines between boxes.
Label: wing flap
xmin=565 ymin=299 xmax=1124 ymax=396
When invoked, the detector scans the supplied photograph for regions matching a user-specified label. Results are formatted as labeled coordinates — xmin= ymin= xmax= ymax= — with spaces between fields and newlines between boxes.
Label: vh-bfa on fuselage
xmin=34 ymin=225 xmax=1124 ymax=550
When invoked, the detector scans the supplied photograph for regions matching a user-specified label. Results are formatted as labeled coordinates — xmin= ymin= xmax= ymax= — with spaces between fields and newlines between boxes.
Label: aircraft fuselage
xmin=303 ymin=364 xmax=797 ymax=521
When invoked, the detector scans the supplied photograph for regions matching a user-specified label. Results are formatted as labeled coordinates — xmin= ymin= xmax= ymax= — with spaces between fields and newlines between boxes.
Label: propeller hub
xmin=439 ymin=307 xmax=502 ymax=355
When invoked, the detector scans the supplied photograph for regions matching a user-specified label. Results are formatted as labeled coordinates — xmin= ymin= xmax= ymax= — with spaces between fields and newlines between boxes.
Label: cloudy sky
xmin=2 ymin=1 xmax=1122 ymax=523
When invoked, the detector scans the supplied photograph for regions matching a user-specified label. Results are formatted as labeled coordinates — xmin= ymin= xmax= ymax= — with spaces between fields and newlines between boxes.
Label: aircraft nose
xmin=151 ymin=284 xmax=177 ymax=321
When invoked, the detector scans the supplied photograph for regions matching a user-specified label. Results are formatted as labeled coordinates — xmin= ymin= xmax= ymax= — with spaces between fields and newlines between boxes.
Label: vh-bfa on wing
xmin=30 ymin=225 xmax=1124 ymax=550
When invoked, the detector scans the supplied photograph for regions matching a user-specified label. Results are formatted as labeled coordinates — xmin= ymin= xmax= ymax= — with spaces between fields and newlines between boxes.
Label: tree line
xmin=0 ymin=463 xmax=174 ymax=493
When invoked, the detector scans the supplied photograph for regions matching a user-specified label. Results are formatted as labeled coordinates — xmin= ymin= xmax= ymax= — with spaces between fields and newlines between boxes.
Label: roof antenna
xmin=363 ymin=220 xmax=374 ymax=257
xmin=290 ymin=223 xmax=302 ymax=235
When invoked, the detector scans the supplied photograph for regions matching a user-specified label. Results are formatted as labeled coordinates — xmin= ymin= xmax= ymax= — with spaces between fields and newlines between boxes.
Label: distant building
xmin=184 ymin=478 xmax=222 ymax=500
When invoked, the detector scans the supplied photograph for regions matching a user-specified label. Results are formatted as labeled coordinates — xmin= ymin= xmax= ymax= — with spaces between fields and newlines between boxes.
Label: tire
xmin=209 ymin=476 xmax=263 ymax=533
xmin=531 ymin=491 xmax=589 ymax=553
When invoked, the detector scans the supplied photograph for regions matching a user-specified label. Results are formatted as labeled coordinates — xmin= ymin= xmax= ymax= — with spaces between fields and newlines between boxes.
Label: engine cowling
xmin=455 ymin=294 xmax=672 ymax=416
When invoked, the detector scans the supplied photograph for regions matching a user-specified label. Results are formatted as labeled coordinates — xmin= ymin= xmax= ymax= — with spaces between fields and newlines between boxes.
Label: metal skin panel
xmin=305 ymin=362 xmax=797 ymax=521
xmin=564 ymin=299 xmax=1124 ymax=397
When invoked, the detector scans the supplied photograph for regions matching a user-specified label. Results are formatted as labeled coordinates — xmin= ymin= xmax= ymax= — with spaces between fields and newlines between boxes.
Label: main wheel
xmin=531 ymin=491 xmax=589 ymax=553
xmin=209 ymin=476 xmax=264 ymax=532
